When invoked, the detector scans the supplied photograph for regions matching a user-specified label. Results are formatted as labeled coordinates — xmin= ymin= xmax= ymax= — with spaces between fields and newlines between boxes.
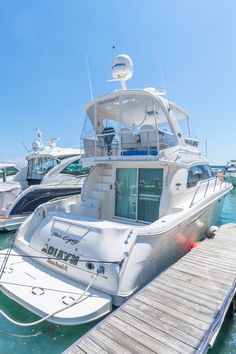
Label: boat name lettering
xmin=41 ymin=244 xmax=80 ymax=265
xmin=51 ymin=231 xmax=80 ymax=245
xmin=47 ymin=259 xmax=68 ymax=271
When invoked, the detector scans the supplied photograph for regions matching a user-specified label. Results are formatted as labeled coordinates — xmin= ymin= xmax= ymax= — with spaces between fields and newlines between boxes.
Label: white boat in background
xmin=0 ymin=155 xmax=90 ymax=232
xmin=0 ymin=163 xmax=20 ymax=182
xmin=0 ymin=130 xmax=81 ymax=225
xmin=0 ymin=54 xmax=232 ymax=326
xmin=225 ymin=160 xmax=236 ymax=186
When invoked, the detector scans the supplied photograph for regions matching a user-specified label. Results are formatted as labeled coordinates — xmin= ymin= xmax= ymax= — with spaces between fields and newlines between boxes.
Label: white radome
xmin=112 ymin=54 xmax=133 ymax=81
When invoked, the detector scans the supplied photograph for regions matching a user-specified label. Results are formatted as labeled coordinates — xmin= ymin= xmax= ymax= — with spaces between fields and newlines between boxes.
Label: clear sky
xmin=0 ymin=0 xmax=235 ymax=165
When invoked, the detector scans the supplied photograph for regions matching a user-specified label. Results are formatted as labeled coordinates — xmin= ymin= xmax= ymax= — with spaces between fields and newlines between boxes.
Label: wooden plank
xmin=148 ymin=283 xmax=217 ymax=316
xmin=188 ymin=249 xmax=236 ymax=270
xmin=135 ymin=292 xmax=210 ymax=331
xmin=77 ymin=336 xmax=108 ymax=354
xmin=158 ymin=274 xmax=223 ymax=304
xmin=184 ymin=251 xmax=236 ymax=271
xmin=200 ymin=239 xmax=236 ymax=250
xmin=142 ymin=287 xmax=214 ymax=324
xmin=123 ymin=301 xmax=200 ymax=349
xmin=170 ymin=264 xmax=234 ymax=286
xmin=65 ymin=345 xmax=86 ymax=354
xmin=128 ymin=298 xmax=205 ymax=340
xmin=177 ymin=258 xmax=236 ymax=276
xmin=99 ymin=322 xmax=155 ymax=354
xmin=197 ymin=244 xmax=236 ymax=259
xmin=187 ymin=245 xmax=236 ymax=261
xmin=88 ymin=329 xmax=129 ymax=354
xmin=151 ymin=278 xmax=221 ymax=311
xmin=197 ymin=245 xmax=236 ymax=258
xmin=115 ymin=309 xmax=194 ymax=354
xmin=163 ymin=268 xmax=229 ymax=297
xmin=191 ymin=247 xmax=236 ymax=264
xmin=106 ymin=313 xmax=177 ymax=354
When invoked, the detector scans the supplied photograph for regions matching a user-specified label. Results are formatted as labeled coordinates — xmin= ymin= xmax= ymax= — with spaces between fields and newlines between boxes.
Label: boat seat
xmin=120 ymin=128 xmax=138 ymax=150
xmin=139 ymin=125 xmax=158 ymax=150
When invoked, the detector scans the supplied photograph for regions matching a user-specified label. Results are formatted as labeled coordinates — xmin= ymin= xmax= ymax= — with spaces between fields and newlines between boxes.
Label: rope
xmin=0 ymin=252 xmax=121 ymax=264
xmin=0 ymin=238 xmax=16 ymax=281
xmin=0 ymin=329 xmax=43 ymax=337
xmin=0 ymin=272 xmax=99 ymax=327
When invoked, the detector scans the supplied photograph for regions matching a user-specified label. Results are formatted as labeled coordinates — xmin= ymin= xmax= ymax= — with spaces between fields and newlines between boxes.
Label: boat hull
xmin=114 ymin=192 xmax=226 ymax=305
xmin=0 ymin=250 xmax=112 ymax=325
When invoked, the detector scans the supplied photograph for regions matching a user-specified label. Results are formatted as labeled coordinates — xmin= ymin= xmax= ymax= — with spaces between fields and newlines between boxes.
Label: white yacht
xmin=0 ymin=55 xmax=232 ymax=326
xmin=225 ymin=160 xmax=236 ymax=186
xmin=0 ymin=130 xmax=81 ymax=227
xmin=0 ymin=163 xmax=20 ymax=183
xmin=0 ymin=155 xmax=90 ymax=232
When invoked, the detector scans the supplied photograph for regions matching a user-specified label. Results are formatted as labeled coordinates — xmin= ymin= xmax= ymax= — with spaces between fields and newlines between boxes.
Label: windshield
xmin=27 ymin=157 xmax=60 ymax=185
xmin=60 ymin=159 xmax=91 ymax=176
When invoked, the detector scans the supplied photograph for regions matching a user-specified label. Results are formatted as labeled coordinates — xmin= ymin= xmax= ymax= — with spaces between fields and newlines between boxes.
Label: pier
xmin=63 ymin=224 xmax=236 ymax=354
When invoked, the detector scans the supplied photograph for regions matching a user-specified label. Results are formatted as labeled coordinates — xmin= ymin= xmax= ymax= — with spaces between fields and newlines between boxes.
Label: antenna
xmin=85 ymin=52 xmax=94 ymax=100
xmin=205 ymin=139 xmax=208 ymax=157
xmin=21 ymin=142 xmax=30 ymax=153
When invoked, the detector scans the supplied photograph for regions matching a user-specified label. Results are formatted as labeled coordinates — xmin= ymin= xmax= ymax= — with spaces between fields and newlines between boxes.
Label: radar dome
xmin=112 ymin=54 xmax=133 ymax=82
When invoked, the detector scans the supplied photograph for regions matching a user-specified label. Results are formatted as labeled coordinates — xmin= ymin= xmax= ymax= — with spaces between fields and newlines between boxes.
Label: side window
xmin=60 ymin=160 xmax=91 ymax=176
xmin=187 ymin=164 xmax=214 ymax=188
xmin=200 ymin=165 xmax=214 ymax=179
xmin=6 ymin=166 xmax=19 ymax=176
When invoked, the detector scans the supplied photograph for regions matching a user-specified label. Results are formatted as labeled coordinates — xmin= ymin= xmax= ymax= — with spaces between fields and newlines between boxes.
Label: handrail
xmin=190 ymin=177 xmax=228 ymax=208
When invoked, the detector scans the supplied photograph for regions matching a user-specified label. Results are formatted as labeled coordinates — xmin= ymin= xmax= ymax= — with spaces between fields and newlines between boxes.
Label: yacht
xmin=0 ymin=55 xmax=232 ymax=326
xmin=0 ymin=163 xmax=20 ymax=182
xmin=0 ymin=130 xmax=81 ymax=226
xmin=225 ymin=160 xmax=236 ymax=186
xmin=0 ymin=155 xmax=90 ymax=232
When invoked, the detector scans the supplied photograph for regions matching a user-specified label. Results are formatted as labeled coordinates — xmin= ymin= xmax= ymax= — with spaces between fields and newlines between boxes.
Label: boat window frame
xmin=187 ymin=164 xmax=214 ymax=188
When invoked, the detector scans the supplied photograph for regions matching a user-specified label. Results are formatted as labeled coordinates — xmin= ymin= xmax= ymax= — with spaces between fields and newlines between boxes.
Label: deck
xmin=63 ymin=223 xmax=236 ymax=354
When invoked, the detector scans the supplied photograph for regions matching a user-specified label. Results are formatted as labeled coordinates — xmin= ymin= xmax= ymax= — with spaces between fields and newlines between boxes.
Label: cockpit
xmin=81 ymin=90 xmax=198 ymax=158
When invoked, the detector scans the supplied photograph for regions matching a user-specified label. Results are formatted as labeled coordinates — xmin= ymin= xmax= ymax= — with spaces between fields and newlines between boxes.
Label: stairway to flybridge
xmin=80 ymin=165 xmax=113 ymax=218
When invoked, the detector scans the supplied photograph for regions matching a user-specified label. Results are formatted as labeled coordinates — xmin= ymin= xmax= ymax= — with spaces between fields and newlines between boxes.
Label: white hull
xmin=113 ymin=192 xmax=224 ymax=305
xmin=0 ymin=187 xmax=227 ymax=324
xmin=0 ymin=250 xmax=112 ymax=325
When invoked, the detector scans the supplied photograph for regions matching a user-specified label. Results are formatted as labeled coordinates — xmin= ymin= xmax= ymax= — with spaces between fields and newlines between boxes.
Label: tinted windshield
xmin=27 ymin=157 xmax=60 ymax=185
xmin=60 ymin=159 xmax=91 ymax=176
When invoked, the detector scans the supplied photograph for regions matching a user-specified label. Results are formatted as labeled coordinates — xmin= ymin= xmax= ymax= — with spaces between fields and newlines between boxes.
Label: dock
xmin=63 ymin=224 xmax=236 ymax=354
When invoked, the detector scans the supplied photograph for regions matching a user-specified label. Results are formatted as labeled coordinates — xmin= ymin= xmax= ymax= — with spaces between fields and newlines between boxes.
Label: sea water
xmin=0 ymin=190 xmax=236 ymax=353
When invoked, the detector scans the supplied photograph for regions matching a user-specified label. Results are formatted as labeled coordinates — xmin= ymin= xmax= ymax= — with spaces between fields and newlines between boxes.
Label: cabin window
xmin=27 ymin=157 xmax=60 ymax=185
xmin=187 ymin=164 xmax=214 ymax=188
xmin=115 ymin=168 xmax=163 ymax=222
xmin=60 ymin=160 xmax=91 ymax=176
xmin=0 ymin=166 xmax=19 ymax=178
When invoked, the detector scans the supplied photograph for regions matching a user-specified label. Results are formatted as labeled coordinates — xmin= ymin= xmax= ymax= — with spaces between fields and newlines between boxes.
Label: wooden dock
xmin=63 ymin=224 xmax=236 ymax=354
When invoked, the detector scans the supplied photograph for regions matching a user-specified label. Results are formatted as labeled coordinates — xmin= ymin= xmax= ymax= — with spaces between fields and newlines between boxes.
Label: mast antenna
xmin=85 ymin=52 xmax=94 ymax=100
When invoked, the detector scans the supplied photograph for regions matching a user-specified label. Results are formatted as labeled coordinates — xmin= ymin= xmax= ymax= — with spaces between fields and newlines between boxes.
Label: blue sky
xmin=0 ymin=0 xmax=235 ymax=164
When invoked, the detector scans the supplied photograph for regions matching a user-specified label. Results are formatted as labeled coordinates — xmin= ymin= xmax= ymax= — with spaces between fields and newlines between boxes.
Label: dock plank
xmin=64 ymin=224 xmax=236 ymax=354
xmin=151 ymin=278 xmax=222 ymax=310
xmin=128 ymin=298 xmax=205 ymax=340
xmin=123 ymin=301 xmax=199 ymax=348
xmin=106 ymin=313 xmax=177 ymax=354
xmin=77 ymin=336 xmax=108 ymax=354
xmin=115 ymin=309 xmax=192 ymax=353
xmin=98 ymin=322 xmax=154 ymax=354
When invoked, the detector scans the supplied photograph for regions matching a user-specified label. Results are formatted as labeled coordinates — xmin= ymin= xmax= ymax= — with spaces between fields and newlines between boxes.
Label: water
xmin=0 ymin=190 xmax=236 ymax=353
